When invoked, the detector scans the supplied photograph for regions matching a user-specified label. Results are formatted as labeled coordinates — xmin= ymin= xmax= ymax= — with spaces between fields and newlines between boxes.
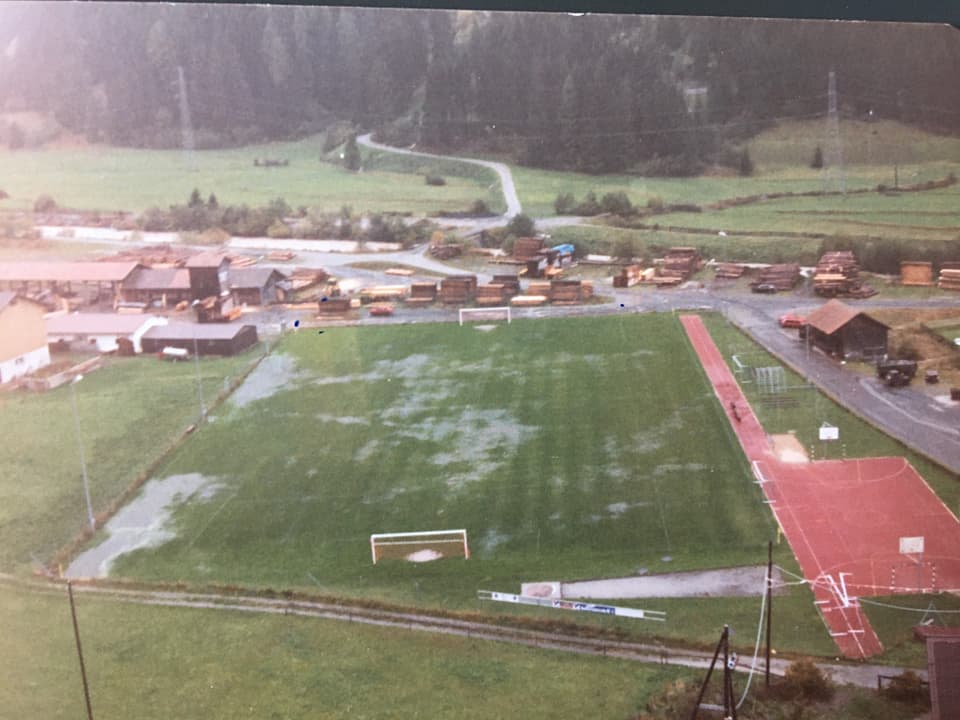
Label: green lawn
xmin=860 ymin=592 xmax=960 ymax=668
xmin=105 ymin=315 xmax=775 ymax=605
xmin=0 ymin=583 xmax=692 ymax=720
xmin=508 ymin=118 xmax=960 ymax=217
xmin=0 ymin=352 xmax=258 ymax=573
xmin=0 ymin=134 xmax=498 ymax=215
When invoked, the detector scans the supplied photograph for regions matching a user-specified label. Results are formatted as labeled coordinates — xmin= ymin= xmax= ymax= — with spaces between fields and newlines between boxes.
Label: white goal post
xmin=459 ymin=306 xmax=511 ymax=326
xmin=370 ymin=529 xmax=470 ymax=564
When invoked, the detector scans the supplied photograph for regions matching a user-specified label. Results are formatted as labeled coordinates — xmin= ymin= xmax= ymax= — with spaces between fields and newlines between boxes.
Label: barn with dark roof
xmin=804 ymin=299 xmax=889 ymax=361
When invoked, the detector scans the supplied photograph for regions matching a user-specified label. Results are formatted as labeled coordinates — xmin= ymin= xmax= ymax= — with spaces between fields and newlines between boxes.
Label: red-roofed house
xmin=804 ymin=299 xmax=889 ymax=360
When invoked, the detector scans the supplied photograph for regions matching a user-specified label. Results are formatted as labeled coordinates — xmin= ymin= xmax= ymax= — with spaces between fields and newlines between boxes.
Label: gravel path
xmin=0 ymin=574 xmax=924 ymax=689
xmin=357 ymin=133 xmax=523 ymax=218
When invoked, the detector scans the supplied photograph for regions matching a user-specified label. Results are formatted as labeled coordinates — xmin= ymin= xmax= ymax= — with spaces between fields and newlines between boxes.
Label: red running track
xmin=680 ymin=315 xmax=960 ymax=659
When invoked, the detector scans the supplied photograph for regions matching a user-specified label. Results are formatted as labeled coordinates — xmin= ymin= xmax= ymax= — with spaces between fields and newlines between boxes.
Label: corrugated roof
xmin=805 ymin=299 xmax=887 ymax=335
xmin=143 ymin=322 xmax=252 ymax=341
xmin=46 ymin=313 xmax=162 ymax=336
xmin=122 ymin=267 xmax=191 ymax=291
xmin=228 ymin=267 xmax=287 ymax=289
xmin=0 ymin=262 xmax=141 ymax=283
xmin=185 ymin=252 xmax=229 ymax=268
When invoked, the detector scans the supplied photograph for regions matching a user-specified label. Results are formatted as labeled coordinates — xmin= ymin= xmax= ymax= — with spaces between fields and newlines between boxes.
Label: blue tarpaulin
xmin=552 ymin=244 xmax=576 ymax=255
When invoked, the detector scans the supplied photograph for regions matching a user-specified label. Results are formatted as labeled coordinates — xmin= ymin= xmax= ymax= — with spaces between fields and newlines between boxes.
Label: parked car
xmin=368 ymin=303 xmax=395 ymax=317
xmin=778 ymin=313 xmax=807 ymax=329
xmin=752 ymin=283 xmax=778 ymax=294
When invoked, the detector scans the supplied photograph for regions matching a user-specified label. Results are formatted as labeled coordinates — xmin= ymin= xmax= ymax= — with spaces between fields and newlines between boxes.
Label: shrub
xmin=425 ymin=174 xmax=446 ymax=186
xmin=811 ymin=145 xmax=824 ymax=169
xmin=882 ymin=671 xmax=928 ymax=704
xmin=600 ymin=191 xmax=634 ymax=216
xmin=554 ymin=192 xmax=576 ymax=214
xmin=646 ymin=195 xmax=665 ymax=212
xmin=573 ymin=191 xmax=602 ymax=216
xmin=0 ymin=189 xmax=9 ymax=200
xmin=506 ymin=213 xmax=536 ymax=238
xmin=33 ymin=194 xmax=57 ymax=213
xmin=891 ymin=337 xmax=921 ymax=361
xmin=613 ymin=238 xmax=637 ymax=261
xmin=469 ymin=199 xmax=491 ymax=215
xmin=266 ymin=219 xmax=292 ymax=239
xmin=780 ymin=659 xmax=834 ymax=702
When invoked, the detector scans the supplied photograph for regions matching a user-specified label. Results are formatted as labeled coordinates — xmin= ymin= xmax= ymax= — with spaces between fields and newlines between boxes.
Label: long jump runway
xmin=680 ymin=314 xmax=960 ymax=659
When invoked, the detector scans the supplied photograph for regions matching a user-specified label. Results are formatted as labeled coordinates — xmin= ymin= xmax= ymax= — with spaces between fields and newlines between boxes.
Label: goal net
xmin=370 ymin=529 xmax=470 ymax=564
xmin=459 ymin=306 xmax=511 ymax=326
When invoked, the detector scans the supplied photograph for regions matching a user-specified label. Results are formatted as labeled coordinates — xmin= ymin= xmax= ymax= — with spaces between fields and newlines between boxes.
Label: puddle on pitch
xmin=65 ymin=473 xmax=223 ymax=578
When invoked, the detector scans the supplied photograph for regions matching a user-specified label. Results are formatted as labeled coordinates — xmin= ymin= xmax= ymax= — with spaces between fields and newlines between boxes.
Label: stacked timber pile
xmin=438 ymin=275 xmax=477 ymax=304
xmin=492 ymin=274 xmax=521 ymax=297
xmin=513 ymin=237 xmax=545 ymax=261
xmin=510 ymin=294 xmax=547 ymax=307
xmin=751 ymin=264 xmax=801 ymax=291
xmin=317 ymin=297 xmax=353 ymax=314
xmin=405 ymin=282 xmax=437 ymax=305
xmin=714 ymin=262 xmax=746 ymax=279
xmin=99 ymin=244 xmax=192 ymax=266
xmin=359 ymin=285 xmax=407 ymax=303
xmin=813 ymin=251 xmax=859 ymax=297
xmin=657 ymin=247 xmax=703 ymax=286
xmin=613 ymin=264 xmax=644 ymax=288
xmin=526 ymin=281 xmax=552 ymax=300
xmin=227 ymin=254 xmax=257 ymax=268
xmin=266 ymin=250 xmax=296 ymax=262
xmin=476 ymin=284 xmax=509 ymax=306
xmin=289 ymin=267 xmax=329 ymax=291
xmin=429 ymin=244 xmax=462 ymax=260
xmin=900 ymin=261 xmax=934 ymax=287
xmin=938 ymin=266 xmax=960 ymax=291
xmin=549 ymin=279 xmax=593 ymax=304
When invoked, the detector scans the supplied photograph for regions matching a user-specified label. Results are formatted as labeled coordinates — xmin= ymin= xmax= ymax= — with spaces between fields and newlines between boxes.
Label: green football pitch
xmin=104 ymin=314 xmax=776 ymax=607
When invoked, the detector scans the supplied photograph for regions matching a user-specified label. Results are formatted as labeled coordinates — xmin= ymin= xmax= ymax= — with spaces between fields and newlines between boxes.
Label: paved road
xmin=357 ymin=133 xmax=523 ymax=219
xmin=716 ymin=296 xmax=960 ymax=475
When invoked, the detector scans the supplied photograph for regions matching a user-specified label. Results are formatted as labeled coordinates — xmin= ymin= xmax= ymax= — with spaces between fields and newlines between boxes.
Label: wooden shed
xmin=141 ymin=322 xmax=258 ymax=356
xmin=805 ymin=299 xmax=889 ymax=361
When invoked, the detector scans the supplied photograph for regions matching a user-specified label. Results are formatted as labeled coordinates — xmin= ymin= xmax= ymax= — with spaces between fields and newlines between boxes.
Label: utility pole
xmin=823 ymin=70 xmax=846 ymax=194
xmin=193 ymin=335 xmax=206 ymax=423
xmin=765 ymin=540 xmax=773 ymax=688
xmin=177 ymin=65 xmax=196 ymax=170
xmin=67 ymin=582 xmax=95 ymax=720
xmin=691 ymin=625 xmax=737 ymax=720
xmin=69 ymin=376 xmax=96 ymax=532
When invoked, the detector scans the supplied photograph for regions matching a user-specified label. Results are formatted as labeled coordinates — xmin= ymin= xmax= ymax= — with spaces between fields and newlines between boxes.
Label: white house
xmin=45 ymin=313 xmax=168 ymax=354
xmin=0 ymin=292 xmax=51 ymax=383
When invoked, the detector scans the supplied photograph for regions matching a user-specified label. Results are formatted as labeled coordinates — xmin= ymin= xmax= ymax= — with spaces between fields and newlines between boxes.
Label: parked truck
xmin=876 ymin=359 xmax=918 ymax=387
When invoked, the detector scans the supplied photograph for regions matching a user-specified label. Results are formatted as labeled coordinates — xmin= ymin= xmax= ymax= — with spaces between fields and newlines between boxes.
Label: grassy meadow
xmin=0 ymin=583 xmax=693 ymax=720
xmin=0 ymin=352 xmax=258 ymax=573
xmin=0 ymin=133 xmax=499 ymax=215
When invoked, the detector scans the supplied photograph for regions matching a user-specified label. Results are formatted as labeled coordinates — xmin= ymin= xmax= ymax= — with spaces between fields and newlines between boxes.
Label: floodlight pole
xmin=69 ymin=377 xmax=96 ymax=531
xmin=67 ymin=582 xmax=95 ymax=720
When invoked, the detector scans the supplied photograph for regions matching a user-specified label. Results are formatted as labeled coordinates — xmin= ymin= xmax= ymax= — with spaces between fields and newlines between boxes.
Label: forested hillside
xmin=0 ymin=4 xmax=957 ymax=174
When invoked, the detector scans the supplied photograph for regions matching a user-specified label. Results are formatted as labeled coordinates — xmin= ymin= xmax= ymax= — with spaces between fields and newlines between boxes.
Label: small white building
xmin=0 ymin=292 xmax=51 ymax=383
xmin=45 ymin=313 xmax=168 ymax=354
